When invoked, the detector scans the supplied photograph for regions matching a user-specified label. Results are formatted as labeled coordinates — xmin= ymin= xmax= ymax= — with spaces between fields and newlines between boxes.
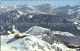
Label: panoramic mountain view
xmin=0 ymin=0 xmax=80 ymax=51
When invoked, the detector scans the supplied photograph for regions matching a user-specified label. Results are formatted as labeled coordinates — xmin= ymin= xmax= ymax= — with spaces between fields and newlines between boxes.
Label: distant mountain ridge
xmin=1 ymin=4 xmax=80 ymax=22
xmin=0 ymin=4 xmax=80 ymax=37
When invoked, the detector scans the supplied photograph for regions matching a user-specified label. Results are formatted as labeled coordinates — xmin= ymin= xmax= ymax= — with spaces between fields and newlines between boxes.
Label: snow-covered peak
xmin=25 ymin=26 xmax=49 ymax=36
xmin=18 ymin=10 xmax=23 ymax=15
xmin=1 ymin=26 xmax=77 ymax=51
xmin=1 ymin=25 xmax=78 ymax=51
xmin=1 ymin=34 xmax=76 ymax=51
xmin=27 ymin=5 xmax=36 ymax=10
xmin=1 ymin=4 xmax=80 ymax=22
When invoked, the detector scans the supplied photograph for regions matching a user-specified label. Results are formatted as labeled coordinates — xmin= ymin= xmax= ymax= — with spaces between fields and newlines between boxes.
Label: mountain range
xmin=0 ymin=3 xmax=80 ymax=51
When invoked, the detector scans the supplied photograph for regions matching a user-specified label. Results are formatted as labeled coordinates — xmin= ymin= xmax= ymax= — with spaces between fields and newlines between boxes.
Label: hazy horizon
xmin=1 ymin=0 xmax=80 ymax=7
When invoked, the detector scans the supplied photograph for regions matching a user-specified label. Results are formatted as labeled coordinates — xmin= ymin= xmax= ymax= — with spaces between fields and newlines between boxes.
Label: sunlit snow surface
xmin=1 ymin=26 xmax=77 ymax=51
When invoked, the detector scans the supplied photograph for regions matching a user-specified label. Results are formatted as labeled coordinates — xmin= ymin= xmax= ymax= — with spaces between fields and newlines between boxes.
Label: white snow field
xmin=1 ymin=26 xmax=77 ymax=51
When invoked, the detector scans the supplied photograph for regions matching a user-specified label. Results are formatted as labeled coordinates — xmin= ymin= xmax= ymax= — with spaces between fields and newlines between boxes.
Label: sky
xmin=1 ymin=0 xmax=80 ymax=6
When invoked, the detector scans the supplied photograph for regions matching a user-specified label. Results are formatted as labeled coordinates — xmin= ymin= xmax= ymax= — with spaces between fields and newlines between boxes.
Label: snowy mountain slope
xmin=11 ymin=14 xmax=80 ymax=37
xmin=1 ymin=4 xmax=80 ymax=35
xmin=53 ymin=31 xmax=80 ymax=46
xmin=1 ymin=4 xmax=80 ymax=51
xmin=1 ymin=35 xmax=76 ymax=51
xmin=52 ymin=5 xmax=80 ymax=22
xmin=26 ymin=26 xmax=80 ymax=46
xmin=25 ymin=26 xmax=61 ymax=44
xmin=1 ymin=4 xmax=80 ymax=22
xmin=26 ymin=26 xmax=80 ymax=50
xmin=1 ymin=13 xmax=80 ymax=37
xmin=1 ymin=26 xmax=77 ymax=51
xmin=53 ymin=31 xmax=75 ymax=37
